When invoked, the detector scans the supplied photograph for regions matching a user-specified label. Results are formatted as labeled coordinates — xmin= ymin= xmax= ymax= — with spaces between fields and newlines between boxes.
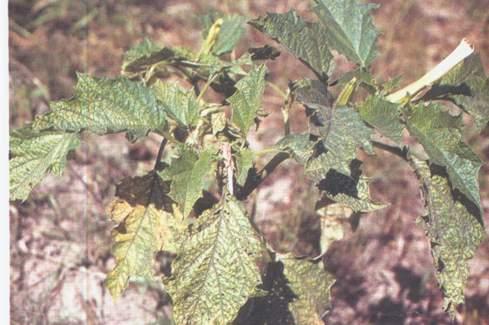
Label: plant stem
xmin=237 ymin=152 xmax=290 ymax=200
xmin=371 ymin=141 xmax=407 ymax=160
xmin=197 ymin=73 xmax=219 ymax=102
xmin=154 ymin=137 xmax=168 ymax=170
xmin=386 ymin=39 xmax=474 ymax=103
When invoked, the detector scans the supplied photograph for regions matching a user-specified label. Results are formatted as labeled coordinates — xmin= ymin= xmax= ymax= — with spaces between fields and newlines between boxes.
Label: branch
xmin=386 ymin=39 xmax=474 ymax=103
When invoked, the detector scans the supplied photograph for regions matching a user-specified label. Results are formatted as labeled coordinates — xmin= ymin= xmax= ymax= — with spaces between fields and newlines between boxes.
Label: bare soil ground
xmin=9 ymin=0 xmax=489 ymax=324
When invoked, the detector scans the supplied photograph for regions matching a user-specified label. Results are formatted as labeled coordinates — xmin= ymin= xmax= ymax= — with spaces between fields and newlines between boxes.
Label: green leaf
xmin=202 ymin=14 xmax=247 ymax=56
xmin=407 ymin=103 xmax=482 ymax=212
xmin=276 ymin=133 xmax=316 ymax=165
xmin=249 ymin=11 xmax=332 ymax=79
xmin=235 ymin=148 xmax=254 ymax=186
xmin=106 ymin=172 xmax=180 ymax=298
xmin=229 ymin=65 xmax=267 ymax=134
xmin=32 ymin=74 xmax=166 ymax=140
xmin=9 ymin=127 xmax=80 ymax=201
xmin=159 ymin=147 xmax=216 ymax=217
xmin=279 ymin=256 xmax=334 ymax=324
xmin=306 ymin=106 xmax=374 ymax=177
xmin=122 ymin=38 xmax=163 ymax=75
xmin=313 ymin=0 xmax=379 ymax=67
xmin=414 ymin=159 xmax=485 ymax=312
xmin=359 ymin=95 xmax=405 ymax=144
xmin=292 ymin=79 xmax=333 ymax=124
xmin=425 ymin=53 xmax=489 ymax=132
xmin=152 ymin=80 xmax=200 ymax=128
xmin=164 ymin=195 xmax=266 ymax=325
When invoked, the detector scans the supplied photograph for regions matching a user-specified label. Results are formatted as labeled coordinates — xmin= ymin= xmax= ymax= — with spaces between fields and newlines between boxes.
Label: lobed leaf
xmin=159 ymin=146 xmax=216 ymax=217
xmin=313 ymin=0 xmax=379 ymax=67
xmin=106 ymin=172 xmax=180 ymax=298
xmin=229 ymin=65 xmax=267 ymax=134
xmin=9 ymin=127 xmax=80 ymax=201
xmin=152 ymin=80 xmax=200 ymax=129
xmin=32 ymin=74 xmax=166 ymax=140
xmin=358 ymin=95 xmax=405 ymax=144
xmin=407 ymin=103 xmax=482 ymax=213
xmin=249 ymin=11 xmax=332 ymax=79
xmin=164 ymin=195 xmax=267 ymax=325
xmin=305 ymin=106 xmax=374 ymax=177
xmin=414 ymin=159 xmax=485 ymax=312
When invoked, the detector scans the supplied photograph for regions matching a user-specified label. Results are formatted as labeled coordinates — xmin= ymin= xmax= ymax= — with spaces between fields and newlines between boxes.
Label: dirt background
xmin=9 ymin=0 xmax=489 ymax=324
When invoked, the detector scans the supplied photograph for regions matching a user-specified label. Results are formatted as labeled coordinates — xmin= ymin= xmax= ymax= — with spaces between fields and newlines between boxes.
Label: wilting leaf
xmin=359 ymin=95 xmax=405 ymax=144
xmin=278 ymin=255 xmax=334 ymax=324
xmin=202 ymin=14 xmax=247 ymax=56
xmin=424 ymin=53 xmax=489 ymax=132
xmin=291 ymin=79 xmax=333 ymax=114
xmin=248 ymin=45 xmax=281 ymax=61
xmin=9 ymin=127 xmax=80 ymax=201
xmin=317 ymin=203 xmax=352 ymax=255
xmin=235 ymin=148 xmax=254 ymax=186
xmin=159 ymin=146 xmax=216 ymax=217
xmin=32 ymin=74 xmax=166 ymax=140
xmin=106 ymin=172 xmax=181 ymax=298
xmin=414 ymin=159 xmax=485 ymax=312
xmin=319 ymin=170 xmax=386 ymax=212
xmin=152 ymin=80 xmax=200 ymax=128
xmin=250 ymin=11 xmax=332 ymax=79
xmin=165 ymin=195 xmax=267 ymax=325
xmin=407 ymin=103 xmax=482 ymax=212
xmin=313 ymin=0 xmax=379 ymax=67
xmin=229 ymin=65 xmax=266 ymax=133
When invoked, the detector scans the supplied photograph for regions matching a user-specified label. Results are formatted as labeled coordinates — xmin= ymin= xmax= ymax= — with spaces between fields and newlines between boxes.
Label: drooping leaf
xmin=291 ymin=79 xmax=333 ymax=129
xmin=164 ymin=195 xmax=267 ymax=325
xmin=278 ymin=255 xmax=334 ymax=324
xmin=424 ymin=53 xmax=489 ymax=132
xmin=413 ymin=159 xmax=485 ymax=312
xmin=235 ymin=148 xmax=255 ymax=186
xmin=106 ymin=172 xmax=181 ymax=298
xmin=152 ymin=80 xmax=200 ymax=128
xmin=318 ymin=170 xmax=386 ymax=212
xmin=248 ymin=45 xmax=281 ymax=61
xmin=202 ymin=14 xmax=247 ymax=56
xmin=229 ymin=65 xmax=267 ymax=134
xmin=407 ymin=103 xmax=482 ymax=212
xmin=305 ymin=106 xmax=374 ymax=177
xmin=359 ymin=95 xmax=405 ymax=144
xmin=249 ymin=11 xmax=332 ymax=79
xmin=32 ymin=74 xmax=166 ymax=140
xmin=159 ymin=146 xmax=216 ymax=217
xmin=9 ymin=127 xmax=80 ymax=201
xmin=313 ymin=0 xmax=379 ymax=67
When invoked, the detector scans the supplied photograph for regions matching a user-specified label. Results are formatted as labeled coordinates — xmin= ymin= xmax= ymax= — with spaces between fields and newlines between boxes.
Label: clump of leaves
xmin=10 ymin=0 xmax=488 ymax=322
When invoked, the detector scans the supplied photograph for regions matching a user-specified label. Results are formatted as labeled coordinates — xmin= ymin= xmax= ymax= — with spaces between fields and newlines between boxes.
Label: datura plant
xmin=10 ymin=0 xmax=488 ymax=323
